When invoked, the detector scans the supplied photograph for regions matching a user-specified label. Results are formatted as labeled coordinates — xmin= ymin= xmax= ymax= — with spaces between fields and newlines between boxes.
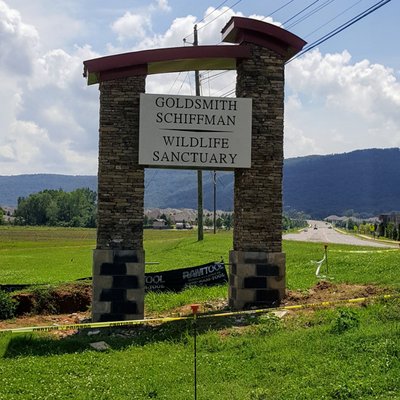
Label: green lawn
xmin=0 ymin=226 xmax=96 ymax=284
xmin=1 ymin=226 xmax=399 ymax=290
xmin=0 ymin=298 xmax=399 ymax=399
xmin=1 ymin=226 xmax=400 ymax=399
xmin=2 ymin=226 xmax=399 ymax=314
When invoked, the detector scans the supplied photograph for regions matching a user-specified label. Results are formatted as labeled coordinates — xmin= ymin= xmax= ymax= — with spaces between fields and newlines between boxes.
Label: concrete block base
xmin=92 ymin=249 xmax=145 ymax=322
xmin=229 ymin=250 xmax=285 ymax=310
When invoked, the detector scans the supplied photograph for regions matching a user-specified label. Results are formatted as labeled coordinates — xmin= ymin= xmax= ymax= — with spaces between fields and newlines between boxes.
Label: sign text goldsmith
xmin=139 ymin=93 xmax=252 ymax=169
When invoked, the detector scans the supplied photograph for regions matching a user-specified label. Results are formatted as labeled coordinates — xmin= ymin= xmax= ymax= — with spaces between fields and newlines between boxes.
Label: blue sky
xmin=1 ymin=0 xmax=399 ymax=175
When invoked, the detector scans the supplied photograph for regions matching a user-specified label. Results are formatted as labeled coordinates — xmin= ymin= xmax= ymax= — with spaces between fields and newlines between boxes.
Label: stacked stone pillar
xmin=92 ymin=76 xmax=146 ymax=322
xmin=229 ymin=44 xmax=286 ymax=309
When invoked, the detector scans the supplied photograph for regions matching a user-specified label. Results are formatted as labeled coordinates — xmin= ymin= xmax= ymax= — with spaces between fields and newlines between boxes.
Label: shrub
xmin=0 ymin=290 xmax=17 ymax=320
xmin=330 ymin=308 xmax=360 ymax=334
xmin=30 ymin=286 xmax=59 ymax=314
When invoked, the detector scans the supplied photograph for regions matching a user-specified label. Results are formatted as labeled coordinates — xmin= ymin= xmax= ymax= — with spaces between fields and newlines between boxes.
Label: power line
xmin=197 ymin=0 xmax=244 ymax=33
xmin=191 ymin=0 xmax=391 ymax=95
xmin=183 ymin=0 xmax=231 ymax=40
xmin=304 ymin=0 xmax=364 ymax=39
xmin=282 ymin=0 xmax=321 ymax=25
xmin=261 ymin=0 xmax=297 ymax=21
xmin=145 ymin=169 xmax=159 ymax=189
xmin=167 ymin=72 xmax=182 ymax=93
xmin=287 ymin=0 xmax=392 ymax=63
xmin=183 ymin=0 xmax=244 ymax=41
xmin=176 ymin=72 xmax=190 ymax=94
xmin=200 ymin=0 xmax=334 ymax=88
xmin=212 ymin=81 xmax=236 ymax=96
xmin=200 ymin=70 xmax=231 ymax=84
xmin=196 ymin=0 xmax=231 ymax=25
xmin=220 ymin=88 xmax=236 ymax=97
xmin=285 ymin=0 xmax=337 ymax=30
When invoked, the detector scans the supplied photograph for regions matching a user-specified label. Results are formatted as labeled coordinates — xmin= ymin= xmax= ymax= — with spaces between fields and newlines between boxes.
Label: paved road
xmin=284 ymin=220 xmax=396 ymax=248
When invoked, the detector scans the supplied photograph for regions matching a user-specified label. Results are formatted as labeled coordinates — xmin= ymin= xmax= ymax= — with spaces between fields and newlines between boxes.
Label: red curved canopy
xmin=83 ymin=45 xmax=250 ymax=85
xmin=83 ymin=17 xmax=306 ymax=85
xmin=221 ymin=16 xmax=306 ymax=60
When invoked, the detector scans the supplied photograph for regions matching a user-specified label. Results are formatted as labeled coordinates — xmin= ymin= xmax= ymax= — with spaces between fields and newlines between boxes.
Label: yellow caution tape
xmin=0 ymin=294 xmax=396 ymax=335
xmin=0 ymin=315 xmax=190 ymax=335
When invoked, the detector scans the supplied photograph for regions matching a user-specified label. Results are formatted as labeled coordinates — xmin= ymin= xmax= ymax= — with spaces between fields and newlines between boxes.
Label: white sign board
xmin=139 ymin=93 xmax=252 ymax=169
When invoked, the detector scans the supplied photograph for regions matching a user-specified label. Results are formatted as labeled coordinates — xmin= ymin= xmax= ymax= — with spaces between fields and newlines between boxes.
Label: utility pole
xmin=213 ymin=171 xmax=216 ymax=234
xmin=193 ymin=25 xmax=203 ymax=241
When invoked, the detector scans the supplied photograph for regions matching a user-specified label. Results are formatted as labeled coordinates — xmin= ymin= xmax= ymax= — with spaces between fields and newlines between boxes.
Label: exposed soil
xmin=0 ymin=281 xmax=392 ymax=333
xmin=283 ymin=281 xmax=388 ymax=305
xmin=13 ymin=284 xmax=91 ymax=315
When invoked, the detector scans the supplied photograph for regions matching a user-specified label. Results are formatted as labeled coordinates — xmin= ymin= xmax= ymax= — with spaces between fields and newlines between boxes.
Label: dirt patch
xmin=0 ymin=281 xmax=393 ymax=332
xmin=0 ymin=311 xmax=90 ymax=337
xmin=283 ymin=281 xmax=388 ymax=306
xmin=10 ymin=282 xmax=91 ymax=316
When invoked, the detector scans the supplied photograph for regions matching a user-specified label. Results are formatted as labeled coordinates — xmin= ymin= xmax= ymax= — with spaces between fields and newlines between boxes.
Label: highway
xmin=284 ymin=220 xmax=397 ymax=248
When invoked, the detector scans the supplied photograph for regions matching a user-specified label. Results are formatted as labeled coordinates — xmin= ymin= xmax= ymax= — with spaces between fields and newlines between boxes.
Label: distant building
xmin=152 ymin=219 xmax=168 ymax=229
xmin=379 ymin=213 xmax=400 ymax=225
xmin=324 ymin=215 xmax=347 ymax=224
xmin=1 ymin=206 xmax=16 ymax=223
xmin=175 ymin=222 xmax=192 ymax=230
xmin=325 ymin=215 xmax=379 ymax=225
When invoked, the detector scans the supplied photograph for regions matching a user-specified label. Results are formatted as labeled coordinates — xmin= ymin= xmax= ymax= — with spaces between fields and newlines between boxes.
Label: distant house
xmin=325 ymin=215 xmax=379 ymax=226
xmin=379 ymin=213 xmax=400 ymax=225
xmin=1 ymin=206 xmax=16 ymax=223
xmin=175 ymin=222 xmax=192 ymax=230
xmin=324 ymin=215 xmax=346 ymax=224
xmin=152 ymin=219 xmax=168 ymax=229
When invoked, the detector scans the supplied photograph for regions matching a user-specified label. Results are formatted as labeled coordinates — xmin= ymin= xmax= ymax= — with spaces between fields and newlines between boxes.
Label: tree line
xmin=2 ymin=188 xmax=307 ymax=230
xmin=143 ymin=212 xmax=233 ymax=230
xmin=334 ymin=218 xmax=400 ymax=242
xmin=13 ymin=188 xmax=96 ymax=227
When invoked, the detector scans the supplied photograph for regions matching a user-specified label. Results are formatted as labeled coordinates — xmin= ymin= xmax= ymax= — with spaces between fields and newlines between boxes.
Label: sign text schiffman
xmin=139 ymin=93 xmax=252 ymax=169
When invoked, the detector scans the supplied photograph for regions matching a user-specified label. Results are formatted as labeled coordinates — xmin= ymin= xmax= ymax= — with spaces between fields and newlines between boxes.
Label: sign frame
xmin=139 ymin=93 xmax=252 ymax=169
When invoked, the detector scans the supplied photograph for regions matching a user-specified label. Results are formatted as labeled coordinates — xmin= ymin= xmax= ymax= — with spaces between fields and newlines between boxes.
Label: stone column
xmin=229 ymin=44 xmax=286 ymax=309
xmin=92 ymin=75 xmax=146 ymax=322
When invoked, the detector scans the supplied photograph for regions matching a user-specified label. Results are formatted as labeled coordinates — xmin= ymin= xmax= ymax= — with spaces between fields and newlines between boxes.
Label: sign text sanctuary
xmin=139 ymin=93 xmax=252 ymax=169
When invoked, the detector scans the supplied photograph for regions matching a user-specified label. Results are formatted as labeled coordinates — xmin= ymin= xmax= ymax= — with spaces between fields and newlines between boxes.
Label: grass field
xmin=0 ymin=298 xmax=399 ymax=399
xmin=0 ymin=226 xmax=399 ymax=399
xmin=1 ymin=225 xmax=400 ymax=313
xmin=1 ymin=226 xmax=399 ymax=288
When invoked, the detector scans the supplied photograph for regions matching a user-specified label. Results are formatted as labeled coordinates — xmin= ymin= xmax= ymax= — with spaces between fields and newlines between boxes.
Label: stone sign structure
xmin=83 ymin=17 xmax=305 ymax=322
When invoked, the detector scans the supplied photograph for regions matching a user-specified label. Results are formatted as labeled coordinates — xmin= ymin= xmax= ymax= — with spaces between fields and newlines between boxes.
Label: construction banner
xmin=145 ymin=261 xmax=227 ymax=292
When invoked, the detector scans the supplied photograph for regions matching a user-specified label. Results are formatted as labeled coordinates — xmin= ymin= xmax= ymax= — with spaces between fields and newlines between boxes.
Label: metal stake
xmin=324 ymin=244 xmax=329 ymax=275
xmin=190 ymin=304 xmax=199 ymax=400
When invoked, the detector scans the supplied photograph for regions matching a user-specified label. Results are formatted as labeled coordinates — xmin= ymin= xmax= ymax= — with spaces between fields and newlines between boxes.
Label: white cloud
xmin=0 ymin=0 xmax=38 ymax=75
xmin=111 ymin=11 xmax=151 ymax=41
xmin=0 ymin=118 xmax=97 ymax=175
xmin=285 ymin=49 xmax=400 ymax=157
xmin=0 ymin=1 xmax=100 ymax=175
xmin=3 ymin=0 xmax=85 ymax=51
xmin=153 ymin=0 xmax=171 ymax=12
xmin=1 ymin=1 xmax=399 ymax=176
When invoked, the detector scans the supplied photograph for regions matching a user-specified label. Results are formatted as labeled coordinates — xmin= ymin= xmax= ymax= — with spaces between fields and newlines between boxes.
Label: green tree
xmin=204 ymin=216 xmax=213 ymax=227
xmin=386 ymin=222 xmax=395 ymax=240
xmin=159 ymin=213 xmax=172 ymax=228
xmin=0 ymin=208 xmax=4 ymax=225
xmin=221 ymin=213 xmax=233 ymax=230
xmin=14 ymin=188 xmax=97 ymax=227
xmin=15 ymin=191 xmax=53 ymax=225
xmin=347 ymin=218 xmax=356 ymax=231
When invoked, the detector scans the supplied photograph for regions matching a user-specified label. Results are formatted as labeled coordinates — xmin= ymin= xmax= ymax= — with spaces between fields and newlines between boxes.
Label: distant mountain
xmin=0 ymin=174 xmax=97 ymax=207
xmin=283 ymin=148 xmax=400 ymax=218
xmin=144 ymin=169 xmax=234 ymax=210
xmin=1 ymin=148 xmax=399 ymax=218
